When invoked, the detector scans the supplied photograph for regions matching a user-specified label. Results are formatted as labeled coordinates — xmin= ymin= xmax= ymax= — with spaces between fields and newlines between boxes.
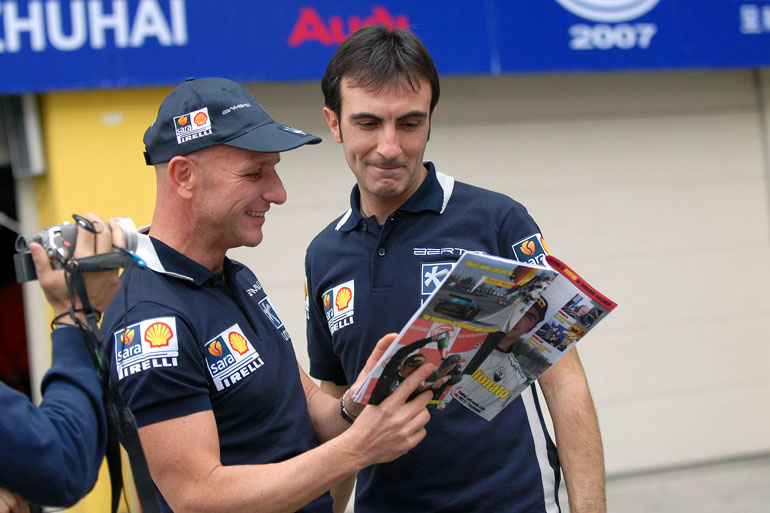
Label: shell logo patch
xmin=323 ymin=280 xmax=355 ymax=335
xmin=145 ymin=322 xmax=173 ymax=348
xmin=512 ymin=233 xmax=548 ymax=266
xmin=229 ymin=331 xmax=249 ymax=355
xmin=193 ymin=111 xmax=208 ymax=126
xmin=335 ymin=287 xmax=352 ymax=310
xmin=114 ymin=317 xmax=179 ymax=380
xmin=204 ymin=323 xmax=264 ymax=391
xmin=174 ymin=107 xmax=212 ymax=145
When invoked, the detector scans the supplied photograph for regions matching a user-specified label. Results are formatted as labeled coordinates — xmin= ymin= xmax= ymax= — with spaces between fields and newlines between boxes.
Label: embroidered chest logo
xmin=512 ymin=233 xmax=549 ymax=266
xmin=323 ymin=280 xmax=355 ymax=335
xmin=258 ymin=296 xmax=290 ymax=341
xmin=205 ymin=323 xmax=265 ymax=391
xmin=114 ymin=317 xmax=179 ymax=380
xmin=420 ymin=262 xmax=454 ymax=303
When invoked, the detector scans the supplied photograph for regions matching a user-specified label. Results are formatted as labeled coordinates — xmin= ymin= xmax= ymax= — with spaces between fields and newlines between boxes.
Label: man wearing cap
xmin=101 ymin=77 xmax=434 ymax=513
xmin=305 ymin=26 xmax=605 ymax=513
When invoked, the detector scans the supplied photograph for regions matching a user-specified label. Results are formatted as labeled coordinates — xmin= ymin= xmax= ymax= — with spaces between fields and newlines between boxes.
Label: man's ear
xmin=323 ymin=106 xmax=343 ymax=144
xmin=167 ymin=156 xmax=195 ymax=199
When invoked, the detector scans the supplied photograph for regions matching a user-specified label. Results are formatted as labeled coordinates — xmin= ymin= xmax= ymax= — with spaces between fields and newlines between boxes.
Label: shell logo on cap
xmin=229 ymin=331 xmax=249 ymax=355
xmin=144 ymin=322 xmax=173 ymax=348
xmin=336 ymin=287 xmax=352 ymax=310
xmin=121 ymin=328 xmax=135 ymax=345
xmin=194 ymin=111 xmax=208 ymax=126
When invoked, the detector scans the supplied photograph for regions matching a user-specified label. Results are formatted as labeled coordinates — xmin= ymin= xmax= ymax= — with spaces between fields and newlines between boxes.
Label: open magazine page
xmin=352 ymin=252 xmax=616 ymax=421
xmin=447 ymin=255 xmax=617 ymax=420
xmin=352 ymin=252 xmax=556 ymax=405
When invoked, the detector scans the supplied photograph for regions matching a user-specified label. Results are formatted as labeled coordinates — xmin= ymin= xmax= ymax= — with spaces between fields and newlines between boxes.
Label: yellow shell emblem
xmin=228 ymin=332 xmax=249 ymax=355
xmin=193 ymin=111 xmax=208 ymax=126
xmin=335 ymin=287 xmax=352 ymax=310
xmin=144 ymin=322 xmax=173 ymax=348
xmin=121 ymin=328 xmax=135 ymax=345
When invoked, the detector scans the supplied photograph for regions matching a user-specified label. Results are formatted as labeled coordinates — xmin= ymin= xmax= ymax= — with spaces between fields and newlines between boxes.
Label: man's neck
xmin=149 ymin=215 xmax=226 ymax=272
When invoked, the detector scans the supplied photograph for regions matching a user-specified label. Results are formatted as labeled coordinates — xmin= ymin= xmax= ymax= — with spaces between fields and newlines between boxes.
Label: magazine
xmin=351 ymin=252 xmax=617 ymax=420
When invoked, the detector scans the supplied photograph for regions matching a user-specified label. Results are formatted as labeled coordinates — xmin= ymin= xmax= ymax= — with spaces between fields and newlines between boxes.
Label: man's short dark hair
xmin=321 ymin=25 xmax=440 ymax=118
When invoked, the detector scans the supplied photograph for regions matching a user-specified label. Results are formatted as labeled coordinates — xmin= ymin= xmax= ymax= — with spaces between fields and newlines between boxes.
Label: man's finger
xmin=72 ymin=214 xmax=98 ymax=259
xmin=108 ymin=217 xmax=127 ymax=250
xmin=360 ymin=333 xmax=397 ymax=375
xmin=29 ymin=242 xmax=56 ymax=282
xmin=384 ymin=361 xmax=436 ymax=404
xmin=88 ymin=213 xmax=113 ymax=255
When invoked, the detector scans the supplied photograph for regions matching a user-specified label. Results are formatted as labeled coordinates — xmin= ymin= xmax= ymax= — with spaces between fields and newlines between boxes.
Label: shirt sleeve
xmin=305 ymin=252 xmax=347 ymax=385
xmin=107 ymin=303 xmax=212 ymax=428
xmin=497 ymin=200 xmax=547 ymax=262
xmin=0 ymin=326 xmax=107 ymax=507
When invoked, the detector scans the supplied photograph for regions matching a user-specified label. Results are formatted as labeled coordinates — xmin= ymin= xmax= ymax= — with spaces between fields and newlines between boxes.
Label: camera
xmin=13 ymin=215 xmax=138 ymax=283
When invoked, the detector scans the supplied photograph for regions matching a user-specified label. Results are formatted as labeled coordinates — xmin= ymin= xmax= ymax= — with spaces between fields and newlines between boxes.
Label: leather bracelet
xmin=340 ymin=389 xmax=358 ymax=424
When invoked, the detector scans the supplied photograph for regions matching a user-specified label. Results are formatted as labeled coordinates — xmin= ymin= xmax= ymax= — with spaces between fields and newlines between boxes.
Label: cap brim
xmin=223 ymin=121 xmax=321 ymax=153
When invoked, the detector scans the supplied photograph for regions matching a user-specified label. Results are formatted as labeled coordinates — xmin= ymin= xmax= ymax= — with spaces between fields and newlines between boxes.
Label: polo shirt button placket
xmin=377 ymin=248 xmax=386 ymax=257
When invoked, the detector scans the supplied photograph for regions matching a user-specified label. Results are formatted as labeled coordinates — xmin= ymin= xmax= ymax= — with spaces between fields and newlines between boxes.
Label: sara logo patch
xmin=304 ymin=276 xmax=310 ymax=320
xmin=204 ymin=323 xmax=265 ymax=391
xmin=114 ymin=317 xmax=179 ymax=380
xmin=512 ymin=233 xmax=549 ymax=266
xmin=421 ymin=262 xmax=453 ymax=302
xmin=174 ymin=107 xmax=212 ymax=145
xmin=323 ymin=280 xmax=354 ymax=335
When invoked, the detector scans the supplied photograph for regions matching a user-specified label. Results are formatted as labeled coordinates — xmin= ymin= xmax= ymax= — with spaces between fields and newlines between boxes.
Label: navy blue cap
xmin=143 ymin=77 xmax=321 ymax=165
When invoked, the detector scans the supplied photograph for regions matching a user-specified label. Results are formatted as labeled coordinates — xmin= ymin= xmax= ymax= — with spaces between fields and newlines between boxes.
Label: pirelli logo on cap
xmin=323 ymin=280 xmax=355 ymax=335
xmin=114 ymin=317 xmax=179 ymax=380
xmin=204 ymin=323 xmax=265 ymax=391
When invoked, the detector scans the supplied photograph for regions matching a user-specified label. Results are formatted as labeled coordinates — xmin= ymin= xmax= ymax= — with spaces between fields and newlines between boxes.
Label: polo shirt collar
xmin=135 ymin=233 xmax=226 ymax=286
xmin=335 ymin=161 xmax=455 ymax=232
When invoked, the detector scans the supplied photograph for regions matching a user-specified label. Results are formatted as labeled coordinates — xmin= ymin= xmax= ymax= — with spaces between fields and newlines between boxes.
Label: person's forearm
xmin=174 ymin=435 xmax=367 ymax=513
xmin=540 ymin=350 xmax=606 ymax=513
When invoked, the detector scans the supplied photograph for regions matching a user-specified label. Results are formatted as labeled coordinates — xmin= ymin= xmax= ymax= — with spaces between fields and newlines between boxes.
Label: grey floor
xmin=560 ymin=454 xmax=770 ymax=513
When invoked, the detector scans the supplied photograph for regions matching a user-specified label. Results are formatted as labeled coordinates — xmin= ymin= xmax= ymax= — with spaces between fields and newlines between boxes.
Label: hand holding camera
xmin=30 ymin=213 xmax=129 ymax=325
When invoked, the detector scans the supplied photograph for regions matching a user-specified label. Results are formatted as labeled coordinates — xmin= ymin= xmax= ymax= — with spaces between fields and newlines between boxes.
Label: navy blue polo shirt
xmin=103 ymin=235 xmax=332 ymax=513
xmin=305 ymin=162 xmax=560 ymax=513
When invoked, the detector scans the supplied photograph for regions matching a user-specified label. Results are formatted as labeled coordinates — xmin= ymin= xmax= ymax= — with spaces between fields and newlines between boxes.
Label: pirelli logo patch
xmin=204 ymin=323 xmax=265 ymax=391
xmin=114 ymin=317 xmax=179 ymax=380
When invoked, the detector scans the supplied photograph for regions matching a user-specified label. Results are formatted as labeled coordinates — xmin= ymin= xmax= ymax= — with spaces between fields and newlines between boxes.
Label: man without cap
xmin=304 ymin=26 xmax=606 ymax=512
xmin=101 ymin=77 xmax=435 ymax=513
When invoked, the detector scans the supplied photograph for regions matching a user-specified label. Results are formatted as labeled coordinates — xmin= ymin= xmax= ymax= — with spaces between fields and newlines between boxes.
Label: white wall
xmin=234 ymin=68 xmax=770 ymax=476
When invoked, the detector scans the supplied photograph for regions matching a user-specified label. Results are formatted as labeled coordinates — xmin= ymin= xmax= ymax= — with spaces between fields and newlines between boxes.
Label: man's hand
xmin=31 ymin=213 xmax=125 ymax=324
xmin=341 ymin=349 xmax=435 ymax=466
xmin=345 ymin=333 xmax=400 ymax=417
xmin=0 ymin=488 xmax=29 ymax=513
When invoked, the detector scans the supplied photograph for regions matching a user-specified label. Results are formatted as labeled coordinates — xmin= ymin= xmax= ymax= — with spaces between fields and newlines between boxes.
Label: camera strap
xmin=66 ymin=255 xmax=161 ymax=513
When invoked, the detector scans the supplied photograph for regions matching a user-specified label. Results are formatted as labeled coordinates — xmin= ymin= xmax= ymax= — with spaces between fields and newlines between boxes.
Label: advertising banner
xmin=1 ymin=0 xmax=769 ymax=94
